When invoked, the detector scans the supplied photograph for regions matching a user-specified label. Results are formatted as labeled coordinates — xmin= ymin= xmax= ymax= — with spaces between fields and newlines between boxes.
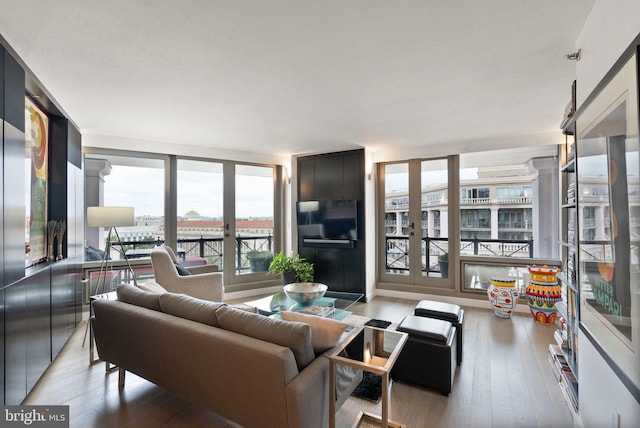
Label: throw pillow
xmin=216 ymin=306 xmax=314 ymax=371
xmin=159 ymin=293 xmax=226 ymax=327
xmin=281 ymin=311 xmax=349 ymax=354
xmin=116 ymin=283 xmax=162 ymax=311
xmin=173 ymin=261 xmax=192 ymax=276
xmin=137 ymin=281 xmax=167 ymax=294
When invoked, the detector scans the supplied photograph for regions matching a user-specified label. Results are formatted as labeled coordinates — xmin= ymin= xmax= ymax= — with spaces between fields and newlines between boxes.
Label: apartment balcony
xmin=497 ymin=221 xmax=532 ymax=230
xmin=460 ymin=197 xmax=531 ymax=206
xmin=460 ymin=219 xmax=491 ymax=229
xmin=461 ymin=197 xmax=491 ymax=205
xmin=496 ymin=196 xmax=531 ymax=204
xmin=111 ymin=235 xmax=273 ymax=274
xmin=385 ymin=235 xmax=534 ymax=276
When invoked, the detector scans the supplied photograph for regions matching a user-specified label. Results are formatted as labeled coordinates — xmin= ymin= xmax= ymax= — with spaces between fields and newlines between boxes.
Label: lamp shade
xmin=87 ymin=206 xmax=135 ymax=228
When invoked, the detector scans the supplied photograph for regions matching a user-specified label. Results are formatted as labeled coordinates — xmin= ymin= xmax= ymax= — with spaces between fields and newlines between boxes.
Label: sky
xmin=104 ymin=165 xmax=274 ymax=218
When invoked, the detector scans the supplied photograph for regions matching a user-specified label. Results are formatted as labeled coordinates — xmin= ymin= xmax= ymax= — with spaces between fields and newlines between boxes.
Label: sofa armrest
xmin=285 ymin=341 xmax=363 ymax=428
xmin=285 ymin=355 xmax=330 ymax=428
xmin=187 ymin=264 xmax=219 ymax=275
xmin=161 ymin=271 xmax=224 ymax=302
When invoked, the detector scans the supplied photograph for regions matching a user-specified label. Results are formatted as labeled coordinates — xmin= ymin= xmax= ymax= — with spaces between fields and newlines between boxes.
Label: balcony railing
xmin=385 ymin=235 xmax=533 ymax=276
xmin=110 ymin=235 xmax=273 ymax=274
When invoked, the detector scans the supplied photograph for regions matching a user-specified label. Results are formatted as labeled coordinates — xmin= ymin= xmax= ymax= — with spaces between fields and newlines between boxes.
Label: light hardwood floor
xmin=24 ymin=296 xmax=574 ymax=428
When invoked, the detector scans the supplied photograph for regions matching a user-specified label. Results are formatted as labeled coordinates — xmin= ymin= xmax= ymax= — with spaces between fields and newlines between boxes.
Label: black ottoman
xmin=391 ymin=315 xmax=456 ymax=395
xmin=414 ymin=300 xmax=464 ymax=365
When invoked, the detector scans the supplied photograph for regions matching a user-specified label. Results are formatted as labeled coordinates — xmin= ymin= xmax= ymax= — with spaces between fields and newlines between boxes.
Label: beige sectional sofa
xmin=91 ymin=284 xmax=361 ymax=428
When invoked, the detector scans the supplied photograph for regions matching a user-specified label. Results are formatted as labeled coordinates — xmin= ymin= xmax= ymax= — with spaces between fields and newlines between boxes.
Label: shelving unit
xmin=554 ymin=80 xmax=580 ymax=416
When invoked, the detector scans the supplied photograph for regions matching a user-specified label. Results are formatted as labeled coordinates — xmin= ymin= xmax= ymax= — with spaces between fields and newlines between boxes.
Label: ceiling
xmin=0 ymin=1 xmax=594 ymax=160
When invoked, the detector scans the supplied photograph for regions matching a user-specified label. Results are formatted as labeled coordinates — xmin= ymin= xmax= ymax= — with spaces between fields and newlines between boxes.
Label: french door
xmin=176 ymin=158 xmax=282 ymax=287
xmin=379 ymin=157 xmax=456 ymax=287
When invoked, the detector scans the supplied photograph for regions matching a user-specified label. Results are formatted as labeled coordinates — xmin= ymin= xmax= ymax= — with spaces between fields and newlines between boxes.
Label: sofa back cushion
xmin=137 ymin=280 xmax=167 ymax=294
xmin=216 ymin=306 xmax=314 ymax=371
xmin=280 ymin=311 xmax=349 ymax=354
xmin=159 ymin=293 xmax=226 ymax=327
xmin=116 ymin=283 xmax=162 ymax=311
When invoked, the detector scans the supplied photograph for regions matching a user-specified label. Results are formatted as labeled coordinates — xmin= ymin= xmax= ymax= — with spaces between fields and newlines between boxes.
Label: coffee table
xmin=244 ymin=290 xmax=364 ymax=321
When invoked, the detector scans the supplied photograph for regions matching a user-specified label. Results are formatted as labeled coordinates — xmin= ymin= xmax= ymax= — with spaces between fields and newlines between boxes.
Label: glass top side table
xmin=329 ymin=326 xmax=408 ymax=428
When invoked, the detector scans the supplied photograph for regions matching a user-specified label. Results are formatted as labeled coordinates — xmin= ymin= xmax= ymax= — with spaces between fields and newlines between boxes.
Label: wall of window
xmin=378 ymin=146 xmax=559 ymax=295
xmin=459 ymin=146 xmax=558 ymax=292
xmin=84 ymin=149 xmax=282 ymax=291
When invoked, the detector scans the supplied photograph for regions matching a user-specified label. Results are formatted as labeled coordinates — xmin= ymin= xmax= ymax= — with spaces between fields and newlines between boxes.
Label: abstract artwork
xmin=25 ymin=96 xmax=48 ymax=265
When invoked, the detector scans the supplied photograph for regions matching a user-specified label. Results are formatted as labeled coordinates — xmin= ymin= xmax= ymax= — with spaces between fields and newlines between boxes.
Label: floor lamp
xmin=87 ymin=206 xmax=137 ymax=294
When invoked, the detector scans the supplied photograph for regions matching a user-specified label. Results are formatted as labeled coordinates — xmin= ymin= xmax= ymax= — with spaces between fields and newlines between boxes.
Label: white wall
xmin=581 ymin=337 xmax=640 ymax=427
xmin=575 ymin=0 xmax=640 ymax=106
xmin=575 ymin=1 xmax=640 ymax=426
xmin=364 ymin=148 xmax=377 ymax=299
xmin=83 ymin=133 xmax=289 ymax=166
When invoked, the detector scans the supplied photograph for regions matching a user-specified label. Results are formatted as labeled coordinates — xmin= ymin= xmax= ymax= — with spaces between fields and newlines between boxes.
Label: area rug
xmin=351 ymin=371 xmax=382 ymax=402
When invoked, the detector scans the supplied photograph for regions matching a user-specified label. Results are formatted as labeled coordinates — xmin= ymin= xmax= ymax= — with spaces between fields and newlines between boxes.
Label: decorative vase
xmin=487 ymin=276 xmax=518 ymax=318
xmin=525 ymin=265 xmax=562 ymax=324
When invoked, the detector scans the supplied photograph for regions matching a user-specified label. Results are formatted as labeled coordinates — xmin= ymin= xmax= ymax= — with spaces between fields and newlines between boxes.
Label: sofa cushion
xmin=280 ymin=311 xmax=349 ymax=354
xmin=216 ymin=306 xmax=314 ymax=370
xmin=116 ymin=283 xmax=162 ymax=311
xmin=159 ymin=293 xmax=226 ymax=327
xmin=137 ymin=281 xmax=167 ymax=294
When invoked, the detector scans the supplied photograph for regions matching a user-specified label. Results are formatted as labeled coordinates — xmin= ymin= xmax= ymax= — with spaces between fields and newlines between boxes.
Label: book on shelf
xmin=554 ymin=329 xmax=568 ymax=348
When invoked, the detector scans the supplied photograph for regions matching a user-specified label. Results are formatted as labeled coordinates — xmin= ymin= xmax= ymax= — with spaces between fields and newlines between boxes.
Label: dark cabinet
xmin=51 ymin=261 xmax=77 ymax=358
xmin=1 ymin=41 xmax=82 ymax=405
xmin=4 ymin=279 xmax=27 ymax=405
xmin=3 ymin=48 xmax=25 ymax=131
xmin=309 ymin=247 xmax=363 ymax=293
xmin=297 ymin=150 xmax=365 ymax=294
xmin=3 ymin=121 xmax=26 ymax=286
xmin=5 ymin=268 xmax=54 ymax=404
xmin=26 ymin=268 xmax=52 ymax=392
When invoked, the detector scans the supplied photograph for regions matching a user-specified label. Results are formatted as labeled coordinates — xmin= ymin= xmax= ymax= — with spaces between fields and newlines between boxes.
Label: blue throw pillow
xmin=173 ymin=262 xmax=192 ymax=276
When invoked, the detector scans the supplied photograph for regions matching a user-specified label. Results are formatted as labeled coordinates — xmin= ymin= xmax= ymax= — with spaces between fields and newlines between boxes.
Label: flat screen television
xmin=297 ymin=200 xmax=358 ymax=241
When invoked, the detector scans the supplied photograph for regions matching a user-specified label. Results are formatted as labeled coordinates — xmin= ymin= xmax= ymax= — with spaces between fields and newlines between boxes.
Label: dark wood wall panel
xmin=342 ymin=152 xmax=363 ymax=201
xmin=297 ymin=149 xmax=365 ymax=294
xmin=298 ymin=158 xmax=315 ymax=200
xmin=314 ymin=156 xmax=344 ymax=200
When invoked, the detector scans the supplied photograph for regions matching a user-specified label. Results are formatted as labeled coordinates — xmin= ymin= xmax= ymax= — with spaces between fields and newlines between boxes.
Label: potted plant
xmin=439 ymin=252 xmax=449 ymax=278
xmin=247 ymin=250 xmax=273 ymax=272
xmin=268 ymin=252 xmax=314 ymax=283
